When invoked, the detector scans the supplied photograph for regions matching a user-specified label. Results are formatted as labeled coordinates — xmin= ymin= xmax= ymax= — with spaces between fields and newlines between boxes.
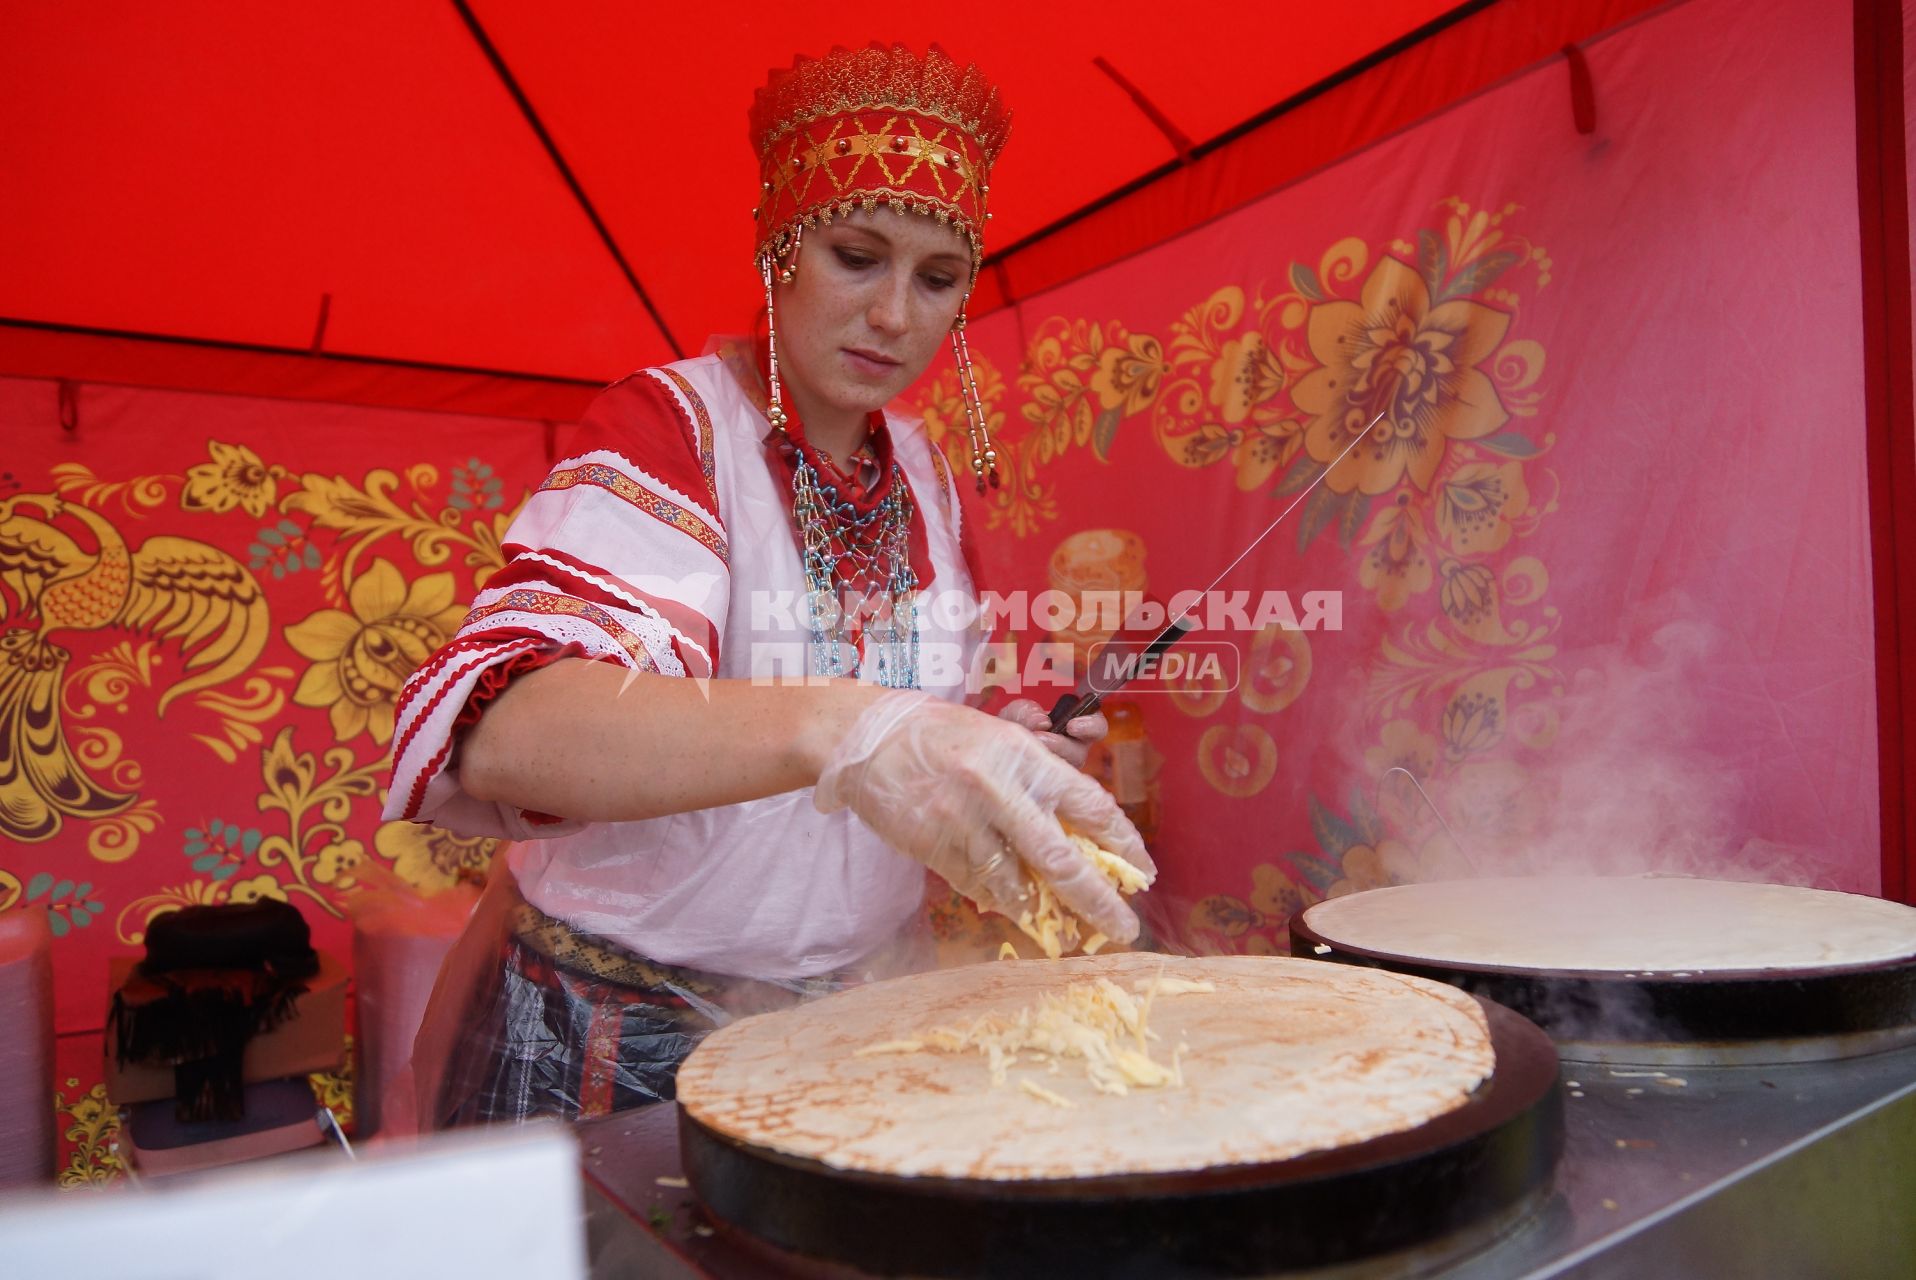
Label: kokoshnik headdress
xmin=750 ymin=43 xmax=1011 ymax=491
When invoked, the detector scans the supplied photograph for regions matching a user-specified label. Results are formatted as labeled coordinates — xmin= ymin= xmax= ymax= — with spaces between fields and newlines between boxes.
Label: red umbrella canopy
xmin=1 ymin=1 xmax=1466 ymax=384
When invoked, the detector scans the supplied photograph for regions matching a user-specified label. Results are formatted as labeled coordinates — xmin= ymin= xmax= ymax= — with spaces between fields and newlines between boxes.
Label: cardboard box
xmin=103 ymin=950 xmax=347 ymax=1106
xmin=122 ymin=1078 xmax=329 ymax=1176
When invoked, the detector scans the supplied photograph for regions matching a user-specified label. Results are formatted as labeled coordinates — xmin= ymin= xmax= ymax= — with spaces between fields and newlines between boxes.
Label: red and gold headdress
xmin=750 ymin=43 xmax=1010 ymax=273
xmin=750 ymin=44 xmax=1010 ymax=490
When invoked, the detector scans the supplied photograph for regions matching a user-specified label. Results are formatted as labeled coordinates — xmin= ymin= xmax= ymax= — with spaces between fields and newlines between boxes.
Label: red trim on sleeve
xmin=485 ymin=548 xmax=721 ymax=670
xmin=449 ymin=642 xmax=587 ymax=743
xmin=392 ymin=630 xmax=543 ymax=767
xmin=400 ymin=640 xmax=590 ymax=824
xmin=399 ymin=642 xmax=541 ymax=820
xmin=561 ymin=371 xmax=717 ymax=521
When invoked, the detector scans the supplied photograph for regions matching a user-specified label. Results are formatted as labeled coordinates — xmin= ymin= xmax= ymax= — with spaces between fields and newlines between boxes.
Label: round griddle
xmin=680 ymin=999 xmax=1561 ymax=1279
xmin=1291 ymin=917 xmax=1916 ymax=1066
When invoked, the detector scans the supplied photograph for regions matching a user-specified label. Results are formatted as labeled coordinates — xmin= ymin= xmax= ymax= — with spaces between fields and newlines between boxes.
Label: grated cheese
xmin=1011 ymin=834 xmax=1154 ymax=961
xmin=1019 ymin=1078 xmax=1075 ymax=1109
xmin=897 ymin=964 xmax=1197 ymax=1103
xmin=870 ymin=835 xmax=1174 ymax=1105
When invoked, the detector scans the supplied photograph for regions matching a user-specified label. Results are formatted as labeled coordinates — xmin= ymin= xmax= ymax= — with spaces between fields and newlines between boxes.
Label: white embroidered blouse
xmin=385 ymin=350 xmax=979 ymax=979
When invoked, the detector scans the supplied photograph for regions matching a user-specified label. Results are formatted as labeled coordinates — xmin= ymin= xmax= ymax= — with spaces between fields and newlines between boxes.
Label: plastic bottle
xmin=1101 ymin=697 xmax=1159 ymax=844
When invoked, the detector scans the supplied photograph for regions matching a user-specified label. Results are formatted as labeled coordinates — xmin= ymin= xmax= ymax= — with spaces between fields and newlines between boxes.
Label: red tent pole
xmin=1856 ymin=0 xmax=1916 ymax=903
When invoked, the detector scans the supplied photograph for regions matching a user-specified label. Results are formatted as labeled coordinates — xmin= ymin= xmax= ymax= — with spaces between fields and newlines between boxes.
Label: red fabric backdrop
xmin=909 ymin=0 xmax=1881 ymax=954
xmin=2 ymin=377 xmax=548 ymax=1181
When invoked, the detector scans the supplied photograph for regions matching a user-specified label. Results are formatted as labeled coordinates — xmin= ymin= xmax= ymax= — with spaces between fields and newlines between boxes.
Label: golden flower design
xmin=227 ymin=873 xmax=287 ymax=904
xmin=1327 ymin=839 xmax=1415 ymax=898
xmin=1438 ymin=559 xmax=1518 ymax=644
xmin=1190 ymin=894 xmax=1257 ymax=939
xmin=1359 ymin=495 xmax=1433 ymax=611
xmin=1441 ymin=685 xmax=1503 ymax=757
xmin=1154 ymin=416 xmax=1302 ymax=491
xmin=1019 ymin=319 xmax=1157 ymax=464
xmin=1293 ymin=256 xmax=1512 ymax=495
xmin=1439 ymin=560 xmax=1497 ymax=627
xmin=1208 ymin=332 xmax=1285 ymax=425
xmin=1023 ymin=376 xmax=1093 ymax=463
xmin=1249 ymin=863 xmax=1307 ymax=921
xmin=1436 ymin=461 xmax=1528 ymax=557
xmin=1091 ymin=332 xmax=1168 ymax=416
xmin=183 ymin=440 xmax=281 ymax=518
xmin=56 ymin=1081 xmax=123 ymax=1187
xmin=374 ymin=820 xmax=500 ymax=892
xmin=1367 ymin=718 xmax=1440 ymax=780
xmin=1186 ymin=864 xmax=1301 ymax=953
xmin=1367 ymin=718 xmax=1441 ymax=832
xmin=1151 ymin=320 xmax=1300 ymax=489
xmin=914 ymin=357 xmax=1061 ymax=536
xmin=286 ymin=560 xmax=467 ymax=745
xmin=310 ymin=837 xmax=365 ymax=887
xmin=1234 ymin=419 xmax=1304 ymax=490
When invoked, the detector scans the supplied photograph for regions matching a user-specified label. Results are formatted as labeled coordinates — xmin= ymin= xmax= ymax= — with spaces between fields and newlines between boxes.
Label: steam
xmin=1358 ymin=611 xmax=1831 ymax=888
xmin=1484 ymin=617 xmax=1741 ymax=879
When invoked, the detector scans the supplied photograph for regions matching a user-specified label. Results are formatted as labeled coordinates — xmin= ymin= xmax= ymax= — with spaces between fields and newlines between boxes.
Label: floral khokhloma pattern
xmin=0 ymin=489 xmax=269 ymax=846
xmin=55 ymin=1079 xmax=123 ymax=1188
xmin=1 ymin=444 xmax=518 ymax=899
xmin=286 ymin=559 xmax=468 ymax=747
xmin=6 ymin=429 xmax=523 ymax=1181
xmin=908 ymin=200 xmax=1565 ymax=952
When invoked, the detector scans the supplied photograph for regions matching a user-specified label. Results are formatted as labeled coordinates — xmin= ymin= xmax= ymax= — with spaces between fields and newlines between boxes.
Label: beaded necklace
xmin=771 ymin=408 xmax=919 ymax=688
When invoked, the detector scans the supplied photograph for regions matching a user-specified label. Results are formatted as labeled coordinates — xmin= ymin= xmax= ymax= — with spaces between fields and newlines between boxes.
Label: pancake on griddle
xmin=677 ymin=952 xmax=1494 ymax=1181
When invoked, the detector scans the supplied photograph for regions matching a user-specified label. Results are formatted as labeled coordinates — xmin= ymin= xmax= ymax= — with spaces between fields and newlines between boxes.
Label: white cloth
xmin=385 ymin=351 xmax=979 ymax=979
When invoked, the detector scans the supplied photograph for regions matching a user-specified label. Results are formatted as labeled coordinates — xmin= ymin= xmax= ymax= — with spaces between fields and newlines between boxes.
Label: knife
xmin=1046 ymin=410 xmax=1384 ymax=732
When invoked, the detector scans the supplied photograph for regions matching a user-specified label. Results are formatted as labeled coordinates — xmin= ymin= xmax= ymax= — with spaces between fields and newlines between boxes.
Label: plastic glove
xmin=995 ymin=697 xmax=1107 ymax=769
xmin=815 ymin=690 xmax=1154 ymax=942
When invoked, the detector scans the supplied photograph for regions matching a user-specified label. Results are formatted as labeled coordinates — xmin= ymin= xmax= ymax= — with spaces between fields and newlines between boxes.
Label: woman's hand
xmin=995 ymin=698 xmax=1106 ymax=769
xmin=814 ymin=692 xmax=1152 ymax=941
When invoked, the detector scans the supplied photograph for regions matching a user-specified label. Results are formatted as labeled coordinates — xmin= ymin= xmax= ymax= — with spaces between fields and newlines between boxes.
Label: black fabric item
xmin=142 ymin=900 xmax=319 ymax=978
xmin=110 ymin=901 xmax=320 ymax=1122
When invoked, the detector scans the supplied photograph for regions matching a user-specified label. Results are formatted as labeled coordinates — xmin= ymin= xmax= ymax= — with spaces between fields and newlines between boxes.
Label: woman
xmin=384 ymin=43 xmax=1151 ymax=1124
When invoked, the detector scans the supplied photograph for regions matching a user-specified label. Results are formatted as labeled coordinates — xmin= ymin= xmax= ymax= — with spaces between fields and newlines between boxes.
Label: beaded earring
xmin=949 ymin=297 xmax=999 ymax=493
xmin=759 ymin=230 xmax=802 ymax=434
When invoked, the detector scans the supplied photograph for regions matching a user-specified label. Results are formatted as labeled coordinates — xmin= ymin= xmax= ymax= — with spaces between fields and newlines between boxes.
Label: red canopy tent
xmin=4 ymin=0 xmax=1673 ymax=409
xmin=1 ymin=0 xmax=1911 ymax=1186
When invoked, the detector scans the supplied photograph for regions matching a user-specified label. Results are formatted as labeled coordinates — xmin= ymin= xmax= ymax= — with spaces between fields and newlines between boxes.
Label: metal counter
xmin=577 ymin=1043 xmax=1916 ymax=1279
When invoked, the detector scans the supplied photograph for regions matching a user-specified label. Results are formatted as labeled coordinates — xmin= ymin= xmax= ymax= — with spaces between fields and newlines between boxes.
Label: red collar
xmin=755 ymin=342 xmax=898 ymax=517
xmin=741 ymin=338 xmax=935 ymax=596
